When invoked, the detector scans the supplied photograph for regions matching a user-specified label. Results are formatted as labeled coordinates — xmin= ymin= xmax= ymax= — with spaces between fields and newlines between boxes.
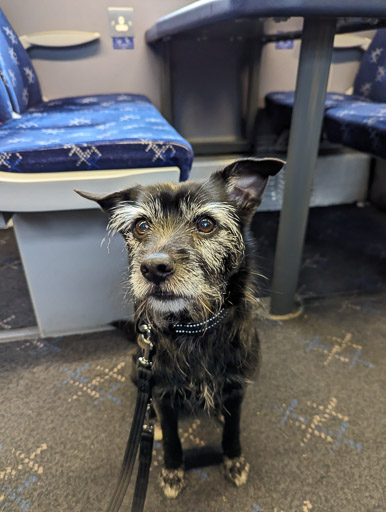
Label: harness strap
xmin=106 ymin=365 xmax=152 ymax=512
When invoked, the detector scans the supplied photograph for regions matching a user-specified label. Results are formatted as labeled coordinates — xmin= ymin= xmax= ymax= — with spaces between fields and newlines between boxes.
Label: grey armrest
xmin=19 ymin=30 xmax=100 ymax=50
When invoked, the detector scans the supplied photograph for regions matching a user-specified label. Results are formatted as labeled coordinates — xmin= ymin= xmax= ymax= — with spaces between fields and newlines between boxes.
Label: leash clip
xmin=137 ymin=323 xmax=154 ymax=367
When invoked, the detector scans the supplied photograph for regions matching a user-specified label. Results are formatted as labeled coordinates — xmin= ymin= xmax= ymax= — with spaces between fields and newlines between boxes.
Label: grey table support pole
xmin=270 ymin=17 xmax=337 ymax=316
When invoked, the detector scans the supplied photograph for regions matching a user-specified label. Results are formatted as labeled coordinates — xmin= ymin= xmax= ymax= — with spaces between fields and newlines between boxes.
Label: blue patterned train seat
xmin=324 ymin=102 xmax=386 ymax=159
xmin=0 ymin=10 xmax=42 ymax=118
xmin=265 ymin=91 xmax=364 ymax=134
xmin=0 ymin=10 xmax=193 ymax=180
xmin=0 ymin=94 xmax=194 ymax=179
xmin=324 ymin=31 xmax=386 ymax=159
xmin=265 ymin=29 xmax=386 ymax=140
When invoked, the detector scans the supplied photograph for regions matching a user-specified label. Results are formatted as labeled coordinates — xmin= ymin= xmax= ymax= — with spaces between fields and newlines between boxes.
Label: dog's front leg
xmin=155 ymin=396 xmax=185 ymax=498
xmin=221 ymin=386 xmax=250 ymax=487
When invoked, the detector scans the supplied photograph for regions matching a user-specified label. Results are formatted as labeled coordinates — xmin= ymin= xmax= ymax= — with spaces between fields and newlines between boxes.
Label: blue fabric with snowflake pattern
xmin=353 ymin=29 xmax=386 ymax=102
xmin=0 ymin=9 xmax=42 ymax=114
xmin=324 ymin=101 xmax=386 ymax=159
xmin=0 ymin=93 xmax=194 ymax=180
xmin=265 ymin=91 xmax=367 ymax=133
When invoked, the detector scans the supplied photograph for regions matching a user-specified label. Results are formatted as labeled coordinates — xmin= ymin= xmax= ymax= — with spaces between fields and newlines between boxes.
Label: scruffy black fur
xmin=77 ymin=157 xmax=284 ymax=498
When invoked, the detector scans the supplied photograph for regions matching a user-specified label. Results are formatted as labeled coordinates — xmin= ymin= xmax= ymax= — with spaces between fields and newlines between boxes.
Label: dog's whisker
xmin=198 ymin=298 xmax=214 ymax=317
xmin=134 ymin=300 xmax=147 ymax=317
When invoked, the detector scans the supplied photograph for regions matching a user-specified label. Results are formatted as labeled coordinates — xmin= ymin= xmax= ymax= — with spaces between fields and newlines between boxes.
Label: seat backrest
xmin=353 ymin=29 xmax=386 ymax=103
xmin=0 ymin=9 xmax=42 ymax=114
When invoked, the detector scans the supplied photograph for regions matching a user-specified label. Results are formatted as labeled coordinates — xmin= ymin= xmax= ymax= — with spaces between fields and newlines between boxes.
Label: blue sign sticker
xmin=112 ymin=37 xmax=134 ymax=50
xmin=275 ymin=31 xmax=294 ymax=49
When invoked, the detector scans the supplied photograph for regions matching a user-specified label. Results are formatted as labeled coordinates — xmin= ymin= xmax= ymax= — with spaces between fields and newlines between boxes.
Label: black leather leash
xmin=106 ymin=308 xmax=229 ymax=511
xmin=106 ymin=323 xmax=154 ymax=512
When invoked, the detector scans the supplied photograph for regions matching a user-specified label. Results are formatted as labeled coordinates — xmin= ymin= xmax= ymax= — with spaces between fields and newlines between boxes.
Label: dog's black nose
xmin=140 ymin=253 xmax=175 ymax=284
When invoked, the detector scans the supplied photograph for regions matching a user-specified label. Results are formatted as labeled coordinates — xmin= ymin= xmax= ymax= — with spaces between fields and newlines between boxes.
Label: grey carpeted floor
xmin=1 ymin=204 xmax=385 ymax=512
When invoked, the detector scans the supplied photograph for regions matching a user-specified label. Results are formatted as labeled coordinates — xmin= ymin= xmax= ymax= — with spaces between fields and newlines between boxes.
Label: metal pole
xmin=270 ymin=17 xmax=337 ymax=316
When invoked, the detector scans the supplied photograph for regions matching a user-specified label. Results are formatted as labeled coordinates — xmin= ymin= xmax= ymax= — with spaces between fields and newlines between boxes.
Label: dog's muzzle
xmin=140 ymin=252 xmax=175 ymax=285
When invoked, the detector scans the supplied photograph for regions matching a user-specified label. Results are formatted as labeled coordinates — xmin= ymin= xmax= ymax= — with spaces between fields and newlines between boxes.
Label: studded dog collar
xmin=172 ymin=308 xmax=228 ymax=335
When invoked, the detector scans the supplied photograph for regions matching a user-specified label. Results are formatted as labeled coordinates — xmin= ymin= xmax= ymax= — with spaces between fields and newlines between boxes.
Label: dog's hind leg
xmin=221 ymin=385 xmax=250 ymax=487
xmin=155 ymin=397 xmax=185 ymax=499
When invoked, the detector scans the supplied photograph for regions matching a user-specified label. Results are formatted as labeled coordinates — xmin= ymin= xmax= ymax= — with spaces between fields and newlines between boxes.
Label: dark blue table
xmin=147 ymin=0 xmax=386 ymax=316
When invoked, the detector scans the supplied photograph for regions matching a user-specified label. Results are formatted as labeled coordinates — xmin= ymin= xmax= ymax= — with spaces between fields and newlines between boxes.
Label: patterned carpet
xmin=1 ymin=204 xmax=386 ymax=512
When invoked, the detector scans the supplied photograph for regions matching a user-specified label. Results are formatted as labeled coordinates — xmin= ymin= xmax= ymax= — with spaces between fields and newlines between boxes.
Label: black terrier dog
xmin=77 ymin=157 xmax=284 ymax=498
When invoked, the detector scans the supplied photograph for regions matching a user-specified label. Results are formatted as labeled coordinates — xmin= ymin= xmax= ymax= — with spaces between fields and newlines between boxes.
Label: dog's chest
xmin=152 ymin=328 xmax=255 ymax=410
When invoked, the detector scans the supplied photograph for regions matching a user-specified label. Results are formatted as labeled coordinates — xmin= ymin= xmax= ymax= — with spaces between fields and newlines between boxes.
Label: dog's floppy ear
xmin=74 ymin=188 xmax=138 ymax=215
xmin=215 ymin=157 xmax=285 ymax=215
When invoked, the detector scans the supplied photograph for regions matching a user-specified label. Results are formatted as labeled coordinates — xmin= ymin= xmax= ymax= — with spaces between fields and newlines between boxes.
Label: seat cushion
xmin=0 ymin=9 xmax=42 ymax=113
xmin=324 ymin=101 xmax=386 ymax=159
xmin=0 ymin=93 xmax=193 ymax=180
xmin=265 ymin=91 xmax=364 ymax=132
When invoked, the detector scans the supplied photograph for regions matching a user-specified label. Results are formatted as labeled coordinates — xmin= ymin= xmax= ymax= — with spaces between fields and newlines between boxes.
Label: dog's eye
xmin=196 ymin=217 xmax=216 ymax=234
xmin=134 ymin=219 xmax=150 ymax=236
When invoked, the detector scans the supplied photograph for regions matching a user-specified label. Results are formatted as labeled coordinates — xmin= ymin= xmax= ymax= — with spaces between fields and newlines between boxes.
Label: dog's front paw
xmin=159 ymin=466 xmax=185 ymax=499
xmin=223 ymin=455 xmax=250 ymax=487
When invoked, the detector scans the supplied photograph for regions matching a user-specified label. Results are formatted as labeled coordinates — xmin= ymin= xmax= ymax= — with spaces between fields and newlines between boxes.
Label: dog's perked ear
xmin=74 ymin=188 xmax=138 ymax=215
xmin=214 ymin=157 xmax=285 ymax=217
